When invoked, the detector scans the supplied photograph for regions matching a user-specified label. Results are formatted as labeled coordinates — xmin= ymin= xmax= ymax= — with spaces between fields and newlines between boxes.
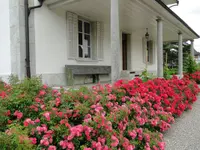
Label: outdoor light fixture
xmin=145 ymin=28 xmax=150 ymax=41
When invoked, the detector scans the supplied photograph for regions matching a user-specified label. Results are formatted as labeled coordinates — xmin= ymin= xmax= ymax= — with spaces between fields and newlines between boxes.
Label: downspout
xmin=24 ymin=0 xmax=45 ymax=78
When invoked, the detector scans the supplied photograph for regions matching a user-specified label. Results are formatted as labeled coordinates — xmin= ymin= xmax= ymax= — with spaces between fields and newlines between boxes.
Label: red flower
xmin=14 ymin=110 xmax=23 ymax=120
xmin=29 ymin=137 xmax=37 ymax=145
xmin=0 ymin=91 xmax=7 ymax=98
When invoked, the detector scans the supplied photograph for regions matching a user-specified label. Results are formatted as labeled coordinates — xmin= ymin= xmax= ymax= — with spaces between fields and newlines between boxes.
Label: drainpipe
xmin=24 ymin=0 xmax=45 ymax=78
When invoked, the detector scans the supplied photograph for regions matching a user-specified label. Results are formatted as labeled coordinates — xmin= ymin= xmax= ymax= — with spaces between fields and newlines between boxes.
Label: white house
xmin=0 ymin=0 xmax=199 ymax=86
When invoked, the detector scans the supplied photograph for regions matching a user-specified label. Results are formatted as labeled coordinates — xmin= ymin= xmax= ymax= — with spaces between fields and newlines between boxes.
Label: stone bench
xmin=65 ymin=65 xmax=111 ymax=86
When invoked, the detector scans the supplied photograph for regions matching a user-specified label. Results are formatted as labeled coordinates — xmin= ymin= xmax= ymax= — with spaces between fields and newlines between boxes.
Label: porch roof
xmin=161 ymin=0 xmax=179 ymax=5
xmin=44 ymin=0 xmax=199 ymax=41
xmin=156 ymin=0 xmax=200 ymax=39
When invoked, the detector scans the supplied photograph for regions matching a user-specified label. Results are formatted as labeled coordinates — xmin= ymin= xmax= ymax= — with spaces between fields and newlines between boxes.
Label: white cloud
xmin=171 ymin=0 xmax=200 ymax=51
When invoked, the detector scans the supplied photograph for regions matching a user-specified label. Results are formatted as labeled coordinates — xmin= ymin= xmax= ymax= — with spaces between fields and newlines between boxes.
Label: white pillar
xmin=111 ymin=0 xmax=120 ymax=83
xmin=178 ymin=32 xmax=183 ymax=77
xmin=156 ymin=18 xmax=163 ymax=77
xmin=190 ymin=39 xmax=194 ymax=58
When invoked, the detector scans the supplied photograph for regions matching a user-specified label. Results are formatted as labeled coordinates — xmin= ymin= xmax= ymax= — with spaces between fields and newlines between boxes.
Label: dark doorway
xmin=122 ymin=33 xmax=128 ymax=70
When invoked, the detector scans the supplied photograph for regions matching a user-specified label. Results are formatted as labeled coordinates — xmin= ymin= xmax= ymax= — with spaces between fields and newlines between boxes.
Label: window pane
xmin=84 ymin=34 xmax=90 ymax=46
xmin=84 ymin=22 xmax=90 ymax=34
xmin=85 ymin=47 xmax=91 ymax=58
xmin=78 ymin=20 xmax=82 ymax=32
xmin=79 ymin=33 xmax=83 ymax=45
xmin=79 ymin=46 xmax=83 ymax=57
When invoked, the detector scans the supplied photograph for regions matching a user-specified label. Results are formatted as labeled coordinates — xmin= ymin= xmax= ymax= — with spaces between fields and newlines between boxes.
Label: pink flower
xmin=43 ymin=112 xmax=51 ymax=121
xmin=128 ymin=130 xmax=137 ymax=139
xmin=84 ymin=148 xmax=92 ymax=150
xmin=158 ymin=142 xmax=165 ymax=150
xmin=48 ymin=145 xmax=56 ymax=150
xmin=55 ymin=98 xmax=61 ymax=107
xmin=136 ymin=128 xmax=143 ymax=134
xmin=39 ymin=90 xmax=46 ymax=96
xmin=43 ymin=85 xmax=48 ymax=89
xmin=144 ymin=134 xmax=150 ymax=142
xmin=5 ymin=110 xmax=11 ymax=116
xmin=14 ymin=110 xmax=23 ymax=120
xmin=29 ymin=137 xmax=37 ymax=145
xmin=127 ymin=145 xmax=135 ymax=150
xmin=0 ymin=91 xmax=7 ymax=98
xmin=59 ymin=140 xmax=67 ymax=149
xmin=24 ymin=118 xmax=34 ymax=127
xmin=40 ymin=138 xmax=49 ymax=146
xmin=35 ymin=118 xmax=40 ymax=123
xmin=111 ymin=135 xmax=119 ymax=147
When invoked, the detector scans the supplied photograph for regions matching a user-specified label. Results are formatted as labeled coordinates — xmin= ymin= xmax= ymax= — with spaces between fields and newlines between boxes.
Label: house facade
xmin=0 ymin=0 xmax=199 ymax=86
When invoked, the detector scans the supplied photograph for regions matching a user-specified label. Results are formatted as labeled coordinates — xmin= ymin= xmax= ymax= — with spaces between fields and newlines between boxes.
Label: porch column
xmin=178 ymin=32 xmax=183 ymax=77
xmin=156 ymin=18 xmax=163 ymax=77
xmin=111 ymin=0 xmax=120 ymax=83
xmin=190 ymin=39 xmax=194 ymax=58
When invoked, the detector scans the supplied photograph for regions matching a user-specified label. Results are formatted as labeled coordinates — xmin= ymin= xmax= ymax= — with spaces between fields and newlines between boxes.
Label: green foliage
xmin=140 ymin=68 xmax=155 ymax=82
xmin=8 ymin=74 xmax=20 ymax=85
xmin=164 ymin=64 xmax=171 ymax=79
xmin=0 ymin=125 xmax=35 ymax=150
xmin=164 ymin=65 xmax=177 ymax=79
xmin=184 ymin=55 xmax=198 ymax=74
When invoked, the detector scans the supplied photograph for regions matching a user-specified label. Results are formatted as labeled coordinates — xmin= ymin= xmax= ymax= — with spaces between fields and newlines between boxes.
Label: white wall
xmin=131 ymin=30 xmax=157 ymax=73
xmin=33 ymin=4 xmax=157 ymax=85
xmin=34 ymin=5 xmax=111 ymax=75
xmin=0 ymin=1 xmax=11 ymax=76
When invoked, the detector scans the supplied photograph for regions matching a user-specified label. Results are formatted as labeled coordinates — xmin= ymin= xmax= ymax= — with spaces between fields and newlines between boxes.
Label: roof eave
xmin=155 ymin=0 xmax=200 ymax=39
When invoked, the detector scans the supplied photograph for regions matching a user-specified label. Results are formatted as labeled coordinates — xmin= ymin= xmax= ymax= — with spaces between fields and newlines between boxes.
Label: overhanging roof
xmin=161 ymin=0 xmax=179 ymax=5
xmin=155 ymin=0 xmax=200 ymax=39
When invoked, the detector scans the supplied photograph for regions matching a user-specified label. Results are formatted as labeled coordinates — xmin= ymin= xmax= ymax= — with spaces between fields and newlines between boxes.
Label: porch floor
xmin=164 ymin=95 xmax=200 ymax=150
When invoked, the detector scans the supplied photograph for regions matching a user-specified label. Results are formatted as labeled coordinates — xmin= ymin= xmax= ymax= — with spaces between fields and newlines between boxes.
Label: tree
xmin=163 ymin=41 xmax=191 ymax=70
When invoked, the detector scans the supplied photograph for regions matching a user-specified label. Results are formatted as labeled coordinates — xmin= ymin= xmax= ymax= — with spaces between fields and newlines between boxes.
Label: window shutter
xmin=66 ymin=12 xmax=78 ymax=59
xmin=92 ymin=22 xmax=104 ymax=60
xmin=149 ymin=40 xmax=154 ymax=64
xmin=142 ymin=37 xmax=147 ymax=64
xmin=97 ymin=22 xmax=104 ymax=60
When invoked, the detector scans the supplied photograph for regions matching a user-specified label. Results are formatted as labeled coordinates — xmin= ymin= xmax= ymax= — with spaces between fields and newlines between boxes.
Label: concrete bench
xmin=65 ymin=65 xmax=111 ymax=86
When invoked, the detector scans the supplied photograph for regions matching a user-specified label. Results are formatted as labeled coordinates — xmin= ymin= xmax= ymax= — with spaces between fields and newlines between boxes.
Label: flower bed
xmin=0 ymin=77 xmax=199 ymax=150
xmin=184 ymin=71 xmax=200 ymax=84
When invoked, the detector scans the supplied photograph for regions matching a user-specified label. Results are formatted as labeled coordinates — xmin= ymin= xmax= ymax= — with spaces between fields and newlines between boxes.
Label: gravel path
xmin=164 ymin=96 xmax=200 ymax=150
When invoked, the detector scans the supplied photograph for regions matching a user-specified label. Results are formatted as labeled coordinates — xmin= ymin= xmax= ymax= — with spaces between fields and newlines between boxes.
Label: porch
xmin=32 ymin=0 xmax=198 ymax=86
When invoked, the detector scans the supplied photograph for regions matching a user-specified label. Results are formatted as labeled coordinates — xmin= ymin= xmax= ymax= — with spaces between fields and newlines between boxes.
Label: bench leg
xmin=92 ymin=75 xmax=100 ymax=83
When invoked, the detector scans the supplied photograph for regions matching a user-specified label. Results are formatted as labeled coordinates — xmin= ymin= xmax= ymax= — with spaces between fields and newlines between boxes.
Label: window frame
xmin=78 ymin=18 xmax=92 ymax=59
xmin=143 ymin=38 xmax=154 ymax=65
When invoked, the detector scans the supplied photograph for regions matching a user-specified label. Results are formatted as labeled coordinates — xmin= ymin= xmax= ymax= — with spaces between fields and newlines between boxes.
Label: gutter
xmin=24 ymin=0 xmax=45 ymax=78
xmin=155 ymin=0 xmax=200 ymax=38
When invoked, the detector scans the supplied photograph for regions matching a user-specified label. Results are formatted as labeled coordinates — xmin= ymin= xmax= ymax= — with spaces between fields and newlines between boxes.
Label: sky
xmin=171 ymin=0 xmax=200 ymax=52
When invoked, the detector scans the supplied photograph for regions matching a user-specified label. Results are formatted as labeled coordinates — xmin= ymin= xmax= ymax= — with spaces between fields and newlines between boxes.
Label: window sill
xmin=75 ymin=58 xmax=99 ymax=62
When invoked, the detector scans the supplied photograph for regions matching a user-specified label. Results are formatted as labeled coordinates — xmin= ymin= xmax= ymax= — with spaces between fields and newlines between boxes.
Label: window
xmin=66 ymin=11 xmax=104 ymax=60
xmin=143 ymin=38 xmax=153 ymax=64
xmin=78 ymin=19 xmax=92 ymax=58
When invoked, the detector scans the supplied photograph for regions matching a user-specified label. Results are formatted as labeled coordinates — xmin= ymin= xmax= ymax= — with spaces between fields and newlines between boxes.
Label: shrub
xmin=0 ymin=77 xmax=199 ymax=150
xmin=185 ymin=71 xmax=200 ymax=84
xmin=184 ymin=55 xmax=198 ymax=74
xmin=140 ymin=68 xmax=155 ymax=82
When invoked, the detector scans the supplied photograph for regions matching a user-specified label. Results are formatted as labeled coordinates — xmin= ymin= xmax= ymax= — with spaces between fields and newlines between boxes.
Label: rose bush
xmin=184 ymin=71 xmax=200 ymax=84
xmin=0 ymin=76 xmax=199 ymax=150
